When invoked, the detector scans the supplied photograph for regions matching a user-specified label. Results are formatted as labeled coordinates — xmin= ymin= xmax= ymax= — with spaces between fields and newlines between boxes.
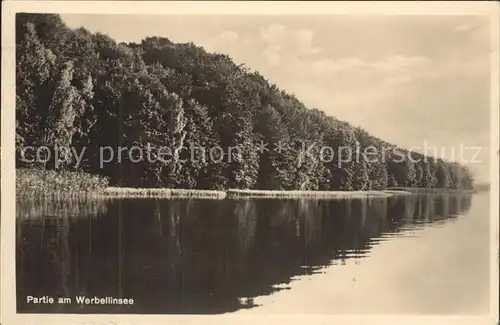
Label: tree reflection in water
xmin=16 ymin=193 xmax=473 ymax=314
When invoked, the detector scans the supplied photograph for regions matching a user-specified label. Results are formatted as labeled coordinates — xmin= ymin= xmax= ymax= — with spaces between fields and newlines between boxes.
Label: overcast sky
xmin=60 ymin=14 xmax=493 ymax=183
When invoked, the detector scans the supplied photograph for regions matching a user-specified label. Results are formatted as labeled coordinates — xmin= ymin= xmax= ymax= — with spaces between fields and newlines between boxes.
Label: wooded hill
xmin=15 ymin=14 xmax=475 ymax=191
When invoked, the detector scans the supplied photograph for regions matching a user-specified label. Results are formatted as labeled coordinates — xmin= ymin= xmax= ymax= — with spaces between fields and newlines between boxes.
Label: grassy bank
xmin=16 ymin=169 xmax=226 ymax=199
xmin=387 ymin=187 xmax=476 ymax=194
xmin=16 ymin=168 xmax=109 ymax=199
xmin=382 ymin=190 xmax=413 ymax=196
xmin=16 ymin=169 xmax=475 ymax=200
xmin=103 ymin=187 xmax=227 ymax=199
xmin=225 ymin=189 xmax=396 ymax=199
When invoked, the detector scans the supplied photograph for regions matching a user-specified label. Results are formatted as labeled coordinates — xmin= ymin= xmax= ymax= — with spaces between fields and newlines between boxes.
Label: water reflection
xmin=16 ymin=193 xmax=473 ymax=314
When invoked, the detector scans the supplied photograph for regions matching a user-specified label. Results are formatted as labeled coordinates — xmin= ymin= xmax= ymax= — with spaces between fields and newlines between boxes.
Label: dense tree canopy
xmin=15 ymin=14 xmax=475 ymax=190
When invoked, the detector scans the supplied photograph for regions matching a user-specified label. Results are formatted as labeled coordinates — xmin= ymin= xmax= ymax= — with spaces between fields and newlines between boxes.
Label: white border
xmin=2 ymin=2 xmax=499 ymax=325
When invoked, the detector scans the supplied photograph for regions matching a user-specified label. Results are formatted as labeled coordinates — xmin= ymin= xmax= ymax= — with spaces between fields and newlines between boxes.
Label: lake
xmin=16 ymin=192 xmax=490 ymax=314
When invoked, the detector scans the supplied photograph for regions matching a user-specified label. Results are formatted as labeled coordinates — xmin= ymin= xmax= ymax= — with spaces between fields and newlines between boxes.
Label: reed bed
xmin=225 ymin=189 xmax=394 ymax=199
xmin=382 ymin=190 xmax=413 ymax=195
xmin=16 ymin=168 xmax=109 ymax=199
xmin=102 ymin=187 xmax=227 ymax=199
xmin=19 ymin=168 xmax=463 ymax=202
xmin=387 ymin=187 xmax=476 ymax=194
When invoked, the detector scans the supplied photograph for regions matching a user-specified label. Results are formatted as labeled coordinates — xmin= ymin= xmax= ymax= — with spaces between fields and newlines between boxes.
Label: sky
xmin=60 ymin=14 xmax=493 ymax=183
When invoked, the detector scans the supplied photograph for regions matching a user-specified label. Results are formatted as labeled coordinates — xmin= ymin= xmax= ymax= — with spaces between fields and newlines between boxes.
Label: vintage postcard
xmin=1 ymin=1 xmax=499 ymax=325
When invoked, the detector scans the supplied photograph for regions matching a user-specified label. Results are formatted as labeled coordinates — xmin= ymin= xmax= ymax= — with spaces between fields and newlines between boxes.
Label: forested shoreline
xmin=15 ymin=13 xmax=475 ymax=192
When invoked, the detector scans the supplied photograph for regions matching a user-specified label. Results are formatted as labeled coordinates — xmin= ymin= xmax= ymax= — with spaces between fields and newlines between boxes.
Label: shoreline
xmin=103 ymin=187 xmax=227 ymax=199
xmin=16 ymin=187 xmax=477 ymax=200
xmin=16 ymin=169 xmax=479 ymax=200
xmin=386 ymin=187 xmax=477 ymax=195
xmin=225 ymin=189 xmax=402 ymax=199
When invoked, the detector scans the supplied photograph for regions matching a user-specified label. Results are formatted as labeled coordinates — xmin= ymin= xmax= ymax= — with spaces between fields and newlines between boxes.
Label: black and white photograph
xmin=1 ymin=1 xmax=499 ymax=324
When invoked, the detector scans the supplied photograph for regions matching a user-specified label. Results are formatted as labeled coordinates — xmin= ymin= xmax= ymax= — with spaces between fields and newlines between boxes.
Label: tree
xmin=414 ymin=160 xmax=424 ymax=187
xmin=16 ymin=22 xmax=57 ymax=165
xmin=435 ymin=159 xmax=451 ymax=189
xmin=327 ymin=127 xmax=357 ymax=190
xmin=369 ymin=160 xmax=388 ymax=190
xmin=420 ymin=160 xmax=435 ymax=188
xmin=15 ymin=13 xmax=476 ymax=191
xmin=177 ymin=98 xmax=217 ymax=189
xmin=352 ymin=154 xmax=370 ymax=190
xmin=254 ymin=104 xmax=294 ymax=190
xmin=460 ymin=166 xmax=474 ymax=189
xmin=387 ymin=150 xmax=416 ymax=188
xmin=447 ymin=162 xmax=463 ymax=189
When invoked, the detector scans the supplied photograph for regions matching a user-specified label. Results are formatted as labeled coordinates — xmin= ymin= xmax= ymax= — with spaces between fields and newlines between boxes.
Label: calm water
xmin=16 ymin=193 xmax=490 ymax=314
